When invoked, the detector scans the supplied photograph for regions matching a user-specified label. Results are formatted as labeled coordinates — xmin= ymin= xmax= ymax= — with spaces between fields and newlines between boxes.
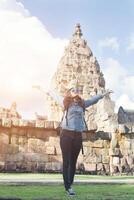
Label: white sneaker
xmin=66 ymin=187 xmax=75 ymax=195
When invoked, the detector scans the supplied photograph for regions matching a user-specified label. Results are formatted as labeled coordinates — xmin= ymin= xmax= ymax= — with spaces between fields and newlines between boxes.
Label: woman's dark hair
xmin=63 ymin=95 xmax=85 ymax=110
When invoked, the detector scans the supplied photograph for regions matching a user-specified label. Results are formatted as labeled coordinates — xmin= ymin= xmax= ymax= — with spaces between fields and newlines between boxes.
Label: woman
xmin=48 ymin=86 xmax=112 ymax=196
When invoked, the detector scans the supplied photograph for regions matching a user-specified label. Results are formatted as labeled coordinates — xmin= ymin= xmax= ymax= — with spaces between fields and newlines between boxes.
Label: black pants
xmin=60 ymin=129 xmax=82 ymax=190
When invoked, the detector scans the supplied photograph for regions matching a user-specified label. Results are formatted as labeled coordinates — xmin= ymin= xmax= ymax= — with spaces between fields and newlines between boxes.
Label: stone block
xmin=45 ymin=162 xmax=52 ymax=171
xmin=113 ymin=157 xmax=120 ymax=165
xmin=103 ymin=140 xmax=110 ymax=148
xmin=0 ymin=154 xmax=6 ymax=161
xmin=109 ymin=148 xmax=120 ymax=156
xmin=6 ymin=153 xmax=24 ymax=162
xmin=0 ymin=161 xmax=5 ymax=171
xmin=48 ymin=136 xmax=59 ymax=145
xmin=51 ymin=162 xmax=62 ymax=171
xmin=93 ymin=140 xmax=103 ymax=148
xmin=12 ymin=118 xmax=20 ymax=126
xmin=19 ymin=136 xmax=27 ymax=146
xmin=25 ymin=153 xmax=48 ymax=162
xmin=84 ymin=154 xmax=102 ymax=163
xmin=82 ymin=147 xmax=92 ymax=156
xmin=48 ymin=155 xmax=62 ymax=162
xmin=45 ymin=121 xmax=54 ymax=129
xmin=6 ymin=144 xmax=19 ymax=154
xmin=19 ymin=120 xmax=29 ymax=126
xmin=83 ymin=141 xmax=94 ymax=147
xmin=54 ymin=121 xmax=60 ymax=129
xmin=36 ymin=120 xmax=45 ymax=128
xmin=28 ymin=138 xmax=46 ymax=153
xmin=102 ymin=148 xmax=110 ymax=164
xmin=97 ymin=163 xmax=103 ymax=171
xmin=11 ymin=135 xmax=19 ymax=145
xmin=84 ymin=163 xmax=96 ymax=172
xmin=0 ymin=133 xmax=9 ymax=144
xmin=46 ymin=146 xmax=56 ymax=155
xmin=125 ymin=140 xmax=131 ymax=149
xmin=55 ymin=146 xmax=61 ymax=155
xmin=102 ymin=155 xmax=110 ymax=164
xmin=28 ymin=120 xmax=36 ymax=127
xmin=2 ymin=118 xmax=12 ymax=127
xmin=5 ymin=161 xmax=16 ymax=171
xmin=0 ymin=143 xmax=9 ymax=154
xmin=126 ymin=156 xmax=134 ymax=166
xmin=103 ymin=164 xmax=110 ymax=173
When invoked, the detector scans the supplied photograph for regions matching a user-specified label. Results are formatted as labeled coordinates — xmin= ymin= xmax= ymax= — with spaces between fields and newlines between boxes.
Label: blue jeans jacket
xmin=49 ymin=90 xmax=103 ymax=132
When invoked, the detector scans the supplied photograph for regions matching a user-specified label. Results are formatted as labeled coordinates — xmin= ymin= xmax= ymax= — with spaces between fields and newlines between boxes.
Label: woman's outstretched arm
xmin=84 ymin=94 xmax=103 ymax=108
xmin=46 ymin=89 xmax=64 ymax=107
xmin=84 ymin=90 xmax=113 ymax=108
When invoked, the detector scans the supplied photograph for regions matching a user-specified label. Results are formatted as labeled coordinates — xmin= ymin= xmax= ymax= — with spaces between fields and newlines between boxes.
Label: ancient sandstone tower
xmin=48 ymin=24 xmax=118 ymax=133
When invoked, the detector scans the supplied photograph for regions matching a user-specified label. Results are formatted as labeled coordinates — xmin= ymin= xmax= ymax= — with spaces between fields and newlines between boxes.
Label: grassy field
xmin=0 ymin=184 xmax=134 ymax=200
xmin=0 ymin=173 xmax=134 ymax=180
xmin=0 ymin=174 xmax=134 ymax=199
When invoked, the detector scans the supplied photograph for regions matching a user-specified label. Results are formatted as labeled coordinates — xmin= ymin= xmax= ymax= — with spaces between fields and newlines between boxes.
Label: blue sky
xmin=19 ymin=0 xmax=134 ymax=69
xmin=0 ymin=0 xmax=134 ymax=118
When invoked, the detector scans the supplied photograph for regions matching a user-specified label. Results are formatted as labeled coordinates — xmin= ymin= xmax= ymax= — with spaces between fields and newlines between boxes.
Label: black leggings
xmin=60 ymin=129 xmax=82 ymax=190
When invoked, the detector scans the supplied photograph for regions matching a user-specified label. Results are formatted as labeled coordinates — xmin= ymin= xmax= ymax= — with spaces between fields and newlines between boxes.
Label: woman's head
xmin=67 ymin=87 xmax=81 ymax=98
xmin=65 ymin=79 xmax=82 ymax=98
xmin=69 ymin=87 xmax=81 ymax=98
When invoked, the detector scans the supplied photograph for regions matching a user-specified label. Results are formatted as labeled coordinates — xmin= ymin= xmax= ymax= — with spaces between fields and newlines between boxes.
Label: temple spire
xmin=73 ymin=23 xmax=82 ymax=38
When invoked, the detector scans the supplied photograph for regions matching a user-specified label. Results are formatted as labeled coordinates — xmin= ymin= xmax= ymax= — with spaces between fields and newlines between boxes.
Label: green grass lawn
xmin=0 ymin=174 xmax=134 ymax=199
xmin=0 ymin=173 xmax=134 ymax=180
xmin=0 ymin=184 xmax=134 ymax=200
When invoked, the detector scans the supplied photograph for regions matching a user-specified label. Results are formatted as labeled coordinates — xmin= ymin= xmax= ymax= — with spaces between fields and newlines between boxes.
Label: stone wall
xmin=0 ymin=120 xmax=134 ymax=175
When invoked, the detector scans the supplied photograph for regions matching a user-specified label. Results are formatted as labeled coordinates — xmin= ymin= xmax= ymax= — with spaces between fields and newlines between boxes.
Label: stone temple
xmin=48 ymin=23 xmax=118 ymax=134
xmin=0 ymin=24 xmax=134 ymax=175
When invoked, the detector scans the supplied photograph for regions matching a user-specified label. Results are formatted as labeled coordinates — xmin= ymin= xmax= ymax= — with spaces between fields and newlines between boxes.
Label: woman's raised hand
xmin=102 ymin=89 xmax=113 ymax=97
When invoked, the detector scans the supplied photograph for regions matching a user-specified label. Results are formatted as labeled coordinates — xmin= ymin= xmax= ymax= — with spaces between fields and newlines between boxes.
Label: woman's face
xmin=70 ymin=88 xmax=81 ymax=98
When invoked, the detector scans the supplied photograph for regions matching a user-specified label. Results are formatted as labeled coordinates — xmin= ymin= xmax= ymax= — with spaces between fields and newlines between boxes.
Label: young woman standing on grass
xmin=47 ymin=83 xmax=112 ymax=196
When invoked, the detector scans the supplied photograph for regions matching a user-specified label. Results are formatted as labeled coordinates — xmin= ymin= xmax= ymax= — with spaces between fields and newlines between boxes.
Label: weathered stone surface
xmin=46 ymin=146 xmax=56 ymax=155
xmin=93 ymin=140 xmax=104 ymax=148
xmin=11 ymin=135 xmax=19 ymax=145
xmin=102 ymin=149 xmax=110 ymax=164
xmin=24 ymin=153 xmax=48 ymax=162
xmin=0 ymin=161 xmax=5 ymax=170
xmin=113 ymin=157 xmax=120 ymax=165
xmin=12 ymin=118 xmax=20 ymax=126
xmin=0 ymin=133 xmax=9 ymax=144
xmin=48 ymin=24 xmax=116 ymax=131
xmin=84 ymin=163 xmax=96 ymax=172
xmin=19 ymin=120 xmax=29 ymax=126
xmin=109 ymin=148 xmax=120 ymax=156
xmin=36 ymin=120 xmax=45 ymax=128
xmin=45 ymin=121 xmax=54 ymax=129
xmin=2 ymin=118 xmax=12 ymax=127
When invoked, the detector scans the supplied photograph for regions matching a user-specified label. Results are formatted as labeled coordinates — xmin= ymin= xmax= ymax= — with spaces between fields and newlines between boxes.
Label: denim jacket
xmin=49 ymin=90 xmax=103 ymax=132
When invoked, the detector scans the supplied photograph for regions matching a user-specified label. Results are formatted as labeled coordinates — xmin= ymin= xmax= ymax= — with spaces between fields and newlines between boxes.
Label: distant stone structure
xmin=0 ymin=24 xmax=134 ymax=175
xmin=0 ymin=102 xmax=21 ymax=120
xmin=118 ymin=106 xmax=134 ymax=124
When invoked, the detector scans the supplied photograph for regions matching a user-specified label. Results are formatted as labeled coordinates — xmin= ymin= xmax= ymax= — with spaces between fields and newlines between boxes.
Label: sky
xmin=0 ymin=0 xmax=134 ymax=119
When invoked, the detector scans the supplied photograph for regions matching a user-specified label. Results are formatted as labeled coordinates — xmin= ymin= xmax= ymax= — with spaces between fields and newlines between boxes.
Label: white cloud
xmin=103 ymin=58 xmax=134 ymax=112
xmin=98 ymin=37 xmax=119 ymax=52
xmin=0 ymin=0 xmax=68 ymax=119
xmin=127 ymin=34 xmax=134 ymax=51
xmin=116 ymin=94 xmax=134 ymax=110
xmin=0 ymin=0 xmax=30 ymax=16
